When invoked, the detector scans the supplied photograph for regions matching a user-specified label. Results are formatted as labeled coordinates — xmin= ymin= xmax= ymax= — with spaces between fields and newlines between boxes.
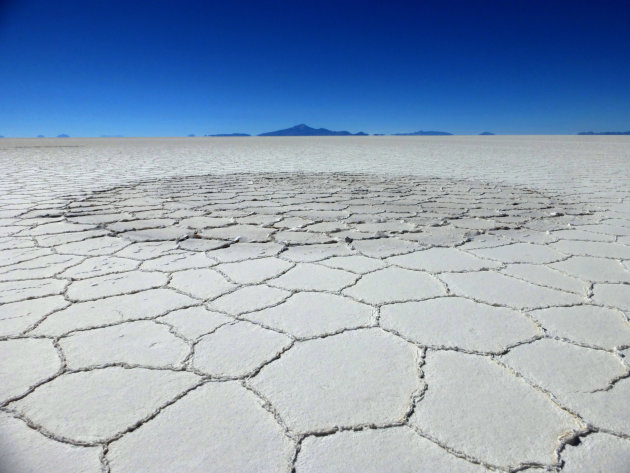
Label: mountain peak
xmin=259 ymin=124 xmax=366 ymax=136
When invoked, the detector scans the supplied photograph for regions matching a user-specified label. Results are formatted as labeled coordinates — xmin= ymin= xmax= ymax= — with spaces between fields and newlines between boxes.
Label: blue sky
xmin=1 ymin=0 xmax=629 ymax=136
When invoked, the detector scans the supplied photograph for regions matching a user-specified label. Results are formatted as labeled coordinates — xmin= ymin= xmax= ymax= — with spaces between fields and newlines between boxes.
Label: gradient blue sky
xmin=1 ymin=0 xmax=629 ymax=137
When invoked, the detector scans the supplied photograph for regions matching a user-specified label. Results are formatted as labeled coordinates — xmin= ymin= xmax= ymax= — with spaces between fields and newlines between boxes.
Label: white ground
xmin=1 ymin=136 xmax=630 ymax=472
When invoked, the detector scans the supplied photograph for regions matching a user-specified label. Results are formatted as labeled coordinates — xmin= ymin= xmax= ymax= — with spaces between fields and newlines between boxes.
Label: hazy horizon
xmin=4 ymin=132 xmax=630 ymax=139
xmin=3 ymin=127 xmax=630 ymax=139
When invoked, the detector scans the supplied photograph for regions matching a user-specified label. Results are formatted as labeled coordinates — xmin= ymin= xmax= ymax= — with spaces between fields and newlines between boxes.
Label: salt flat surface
xmin=1 ymin=136 xmax=630 ymax=472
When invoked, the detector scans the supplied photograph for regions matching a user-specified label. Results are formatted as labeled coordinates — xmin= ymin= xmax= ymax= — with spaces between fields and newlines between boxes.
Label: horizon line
xmin=3 ymin=133 xmax=630 ymax=139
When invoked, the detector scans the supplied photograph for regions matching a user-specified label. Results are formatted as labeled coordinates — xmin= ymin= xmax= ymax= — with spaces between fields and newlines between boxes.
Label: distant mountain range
xmin=578 ymin=131 xmax=630 ymax=135
xmin=18 ymin=127 xmax=630 ymax=139
xmin=259 ymin=124 xmax=368 ymax=136
xmin=393 ymin=130 xmax=453 ymax=136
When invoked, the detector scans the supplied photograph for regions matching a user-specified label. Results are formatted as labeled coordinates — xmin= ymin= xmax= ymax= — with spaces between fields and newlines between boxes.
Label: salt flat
xmin=1 ymin=136 xmax=629 ymax=472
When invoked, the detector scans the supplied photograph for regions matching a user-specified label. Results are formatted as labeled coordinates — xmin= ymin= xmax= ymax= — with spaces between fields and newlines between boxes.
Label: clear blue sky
xmin=1 ymin=0 xmax=629 ymax=137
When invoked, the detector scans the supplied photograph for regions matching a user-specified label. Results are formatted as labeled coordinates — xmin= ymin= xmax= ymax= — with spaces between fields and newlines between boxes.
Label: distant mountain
xmin=394 ymin=130 xmax=453 ymax=136
xmin=578 ymin=131 xmax=630 ymax=135
xmin=205 ymin=133 xmax=251 ymax=137
xmin=57 ymin=134 xmax=70 ymax=138
xmin=37 ymin=135 xmax=45 ymax=138
xmin=479 ymin=132 xmax=495 ymax=135
xmin=259 ymin=124 xmax=367 ymax=136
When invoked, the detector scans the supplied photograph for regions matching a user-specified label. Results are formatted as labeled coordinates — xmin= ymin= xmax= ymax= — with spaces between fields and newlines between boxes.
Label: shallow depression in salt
xmin=1 ymin=136 xmax=630 ymax=473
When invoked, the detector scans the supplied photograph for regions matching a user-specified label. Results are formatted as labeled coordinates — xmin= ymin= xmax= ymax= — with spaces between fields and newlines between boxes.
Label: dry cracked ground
xmin=1 ymin=136 xmax=630 ymax=472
